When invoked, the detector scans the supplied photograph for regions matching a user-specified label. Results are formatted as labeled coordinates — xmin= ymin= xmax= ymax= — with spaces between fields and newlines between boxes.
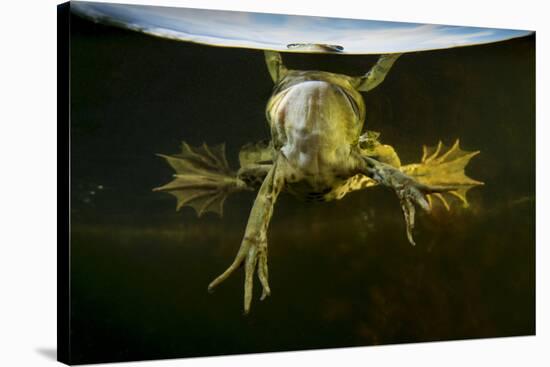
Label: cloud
xmin=72 ymin=2 xmax=532 ymax=54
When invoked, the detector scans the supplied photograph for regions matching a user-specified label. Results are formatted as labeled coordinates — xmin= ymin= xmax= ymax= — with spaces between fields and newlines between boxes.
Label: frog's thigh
xmin=326 ymin=174 xmax=378 ymax=201
xmin=237 ymin=164 xmax=273 ymax=190
xmin=370 ymin=144 xmax=402 ymax=167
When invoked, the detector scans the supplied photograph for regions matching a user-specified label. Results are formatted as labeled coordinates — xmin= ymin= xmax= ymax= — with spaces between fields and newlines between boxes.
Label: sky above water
xmin=72 ymin=1 xmax=532 ymax=54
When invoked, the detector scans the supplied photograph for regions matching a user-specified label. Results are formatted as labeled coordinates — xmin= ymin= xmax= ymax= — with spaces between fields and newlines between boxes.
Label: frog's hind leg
xmin=352 ymin=135 xmax=483 ymax=210
xmin=400 ymin=139 xmax=484 ymax=210
xmin=347 ymin=140 xmax=483 ymax=245
xmin=208 ymin=154 xmax=286 ymax=314
xmin=348 ymin=139 xmax=483 ymax=245
xmin=154 ymin=142 xmax=250 ymax=217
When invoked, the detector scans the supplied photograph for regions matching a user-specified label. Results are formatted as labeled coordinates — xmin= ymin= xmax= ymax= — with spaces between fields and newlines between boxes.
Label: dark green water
xmin=70 ymin=13 xmax=535 ymax=364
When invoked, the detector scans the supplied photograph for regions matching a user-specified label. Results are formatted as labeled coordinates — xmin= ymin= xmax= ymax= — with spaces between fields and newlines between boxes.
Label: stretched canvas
xmin=58 ymin=1 xmax=535 ymax=365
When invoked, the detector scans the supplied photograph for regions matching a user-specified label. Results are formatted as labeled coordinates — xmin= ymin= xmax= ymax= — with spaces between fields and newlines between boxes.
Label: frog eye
xmin=286 ymin=43 xmax=344 ymax=53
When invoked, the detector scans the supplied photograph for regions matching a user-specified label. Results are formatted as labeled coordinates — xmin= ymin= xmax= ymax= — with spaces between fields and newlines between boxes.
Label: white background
xmin=0 ymin=0 xmax=547 ymax=365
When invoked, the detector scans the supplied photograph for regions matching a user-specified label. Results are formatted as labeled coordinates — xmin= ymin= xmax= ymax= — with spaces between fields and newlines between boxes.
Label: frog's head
xmin=286 ymin=43 xmax=344 ymax=53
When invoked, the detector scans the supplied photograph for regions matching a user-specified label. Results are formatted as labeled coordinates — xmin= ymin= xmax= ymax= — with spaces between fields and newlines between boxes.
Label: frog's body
xmin=154 ymin=51 xmax=483 ymax=313
xmin=269 ymin=75 xmax=363 ymax=195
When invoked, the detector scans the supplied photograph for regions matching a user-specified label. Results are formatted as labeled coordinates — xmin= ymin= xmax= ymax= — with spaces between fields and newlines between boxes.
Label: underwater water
xmin=69 ymin=13 xmax=535 ymax=364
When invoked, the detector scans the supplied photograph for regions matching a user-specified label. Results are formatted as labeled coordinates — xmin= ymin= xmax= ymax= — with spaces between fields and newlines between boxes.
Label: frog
xmin=154 ymin=51 xmax=483 ymax=314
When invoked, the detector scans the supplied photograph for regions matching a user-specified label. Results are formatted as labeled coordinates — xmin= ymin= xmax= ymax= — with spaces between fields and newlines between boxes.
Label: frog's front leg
xmin=264 ymin=50 xmax=288 ymax=83
xmin=208 ymin=154 xmax=286 ymax=314
xmin=352 ymin=53 xmax=402 ymax=92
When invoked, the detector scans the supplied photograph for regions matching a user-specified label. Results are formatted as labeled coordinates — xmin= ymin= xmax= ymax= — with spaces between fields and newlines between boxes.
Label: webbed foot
xmin=153 ymin=142 xmax=248 ymax=217
xmin=359 ymin=139 xmax=483 ymax=245
xmin=401 ymin=139 xmax=484 ymax=210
